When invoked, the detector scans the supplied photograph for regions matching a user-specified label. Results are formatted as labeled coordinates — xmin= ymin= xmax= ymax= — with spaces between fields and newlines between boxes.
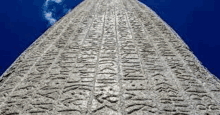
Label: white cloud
xmin=44 ymin=11 xmax=57 ymax=25
xmin=44 ymin=0 xmax=49 ymax=7
xmin=51 ymin=0 xmax=62 ymax=3
xmin=43 ymin=0 xmax=64 ymax=25
xmin=44 ymin=0 xmax=62 ymax=6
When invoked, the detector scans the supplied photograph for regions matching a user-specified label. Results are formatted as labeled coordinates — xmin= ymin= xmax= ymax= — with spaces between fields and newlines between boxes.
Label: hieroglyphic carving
xmin=88 ymin=1 xmax=122 ymax=114
xmin=1 ymin=0 xmax=220 ymax=114
xmin=115 ymin=2 xmax=159 ymax=114
xmin=123 ymin=1 xmax=189 ymax=115
xmin=0 ymin=0 xmax=99 ymax=114
xmin=126 ymin=0 xmax=220 ymax=114
xmin=0 ymin=13 xmax=73 ymax=114
xmin=0 ymin=2 xmax=90 ymax=108
xmin=136 ymin=0 xmax=220 ymax=104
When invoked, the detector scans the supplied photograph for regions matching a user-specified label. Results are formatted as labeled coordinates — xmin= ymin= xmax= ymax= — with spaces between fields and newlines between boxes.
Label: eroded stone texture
xmin=1 ymin=0 xmax=220 ymax=114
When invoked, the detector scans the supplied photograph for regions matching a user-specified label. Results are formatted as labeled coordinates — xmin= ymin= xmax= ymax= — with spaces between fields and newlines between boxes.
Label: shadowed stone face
xmin=0 ymin=0 xmax=220 ymax=114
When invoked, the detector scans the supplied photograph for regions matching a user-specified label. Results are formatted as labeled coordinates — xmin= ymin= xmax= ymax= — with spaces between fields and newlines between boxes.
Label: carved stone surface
xmin=1 ymin=0 xmax=220 ymax=114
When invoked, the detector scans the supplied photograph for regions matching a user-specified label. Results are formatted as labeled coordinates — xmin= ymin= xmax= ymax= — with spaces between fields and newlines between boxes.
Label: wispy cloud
xmin=44 ymin=11 xmax=57 ymax=25
xmin=43 ymin=0 xmax=63 ymax=25
xmin=44 ymin=0 xmax=63 ymax=6
xmin=51 ymin=0 xmax=62 ymax=3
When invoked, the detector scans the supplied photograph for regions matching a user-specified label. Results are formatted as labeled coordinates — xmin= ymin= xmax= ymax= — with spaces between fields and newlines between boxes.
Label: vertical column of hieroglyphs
xmin=88 ymin=0 xmax=124 ymax=114
xmin=0 ymin=0 xmax=86 ymax=107
xmin=120 ymin=0 xmax=192 ymax=114
xmin=128 ymin=0 xmax=220 ymax=114
xmin=116 ymin=0 xmax=158 ymax=114
xmin=56 ymin=0 xmax=100 ymax=114
xmin=86 ymin=0 xmax=121 ymax=114
xmin=0 ymin=0 xmax=95 ymax=114
xmin=116 ymin=2 xmax=151 ymax=114
xmin=73 ymin=0 xmax=106 ymax=113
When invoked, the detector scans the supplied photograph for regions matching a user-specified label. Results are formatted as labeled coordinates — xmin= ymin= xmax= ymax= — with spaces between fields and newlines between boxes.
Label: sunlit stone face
xmin=0 ymin=0 xmax=220 ymax=114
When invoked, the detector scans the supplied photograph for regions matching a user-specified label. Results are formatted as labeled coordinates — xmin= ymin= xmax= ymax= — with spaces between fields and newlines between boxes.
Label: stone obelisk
xmin=0 ymin=0 xmax=220 ymax=114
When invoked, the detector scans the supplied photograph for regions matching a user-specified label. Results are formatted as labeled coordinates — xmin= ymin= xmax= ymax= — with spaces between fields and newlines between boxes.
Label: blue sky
xmin=0 ymin=0 xmax=219 ymax=78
